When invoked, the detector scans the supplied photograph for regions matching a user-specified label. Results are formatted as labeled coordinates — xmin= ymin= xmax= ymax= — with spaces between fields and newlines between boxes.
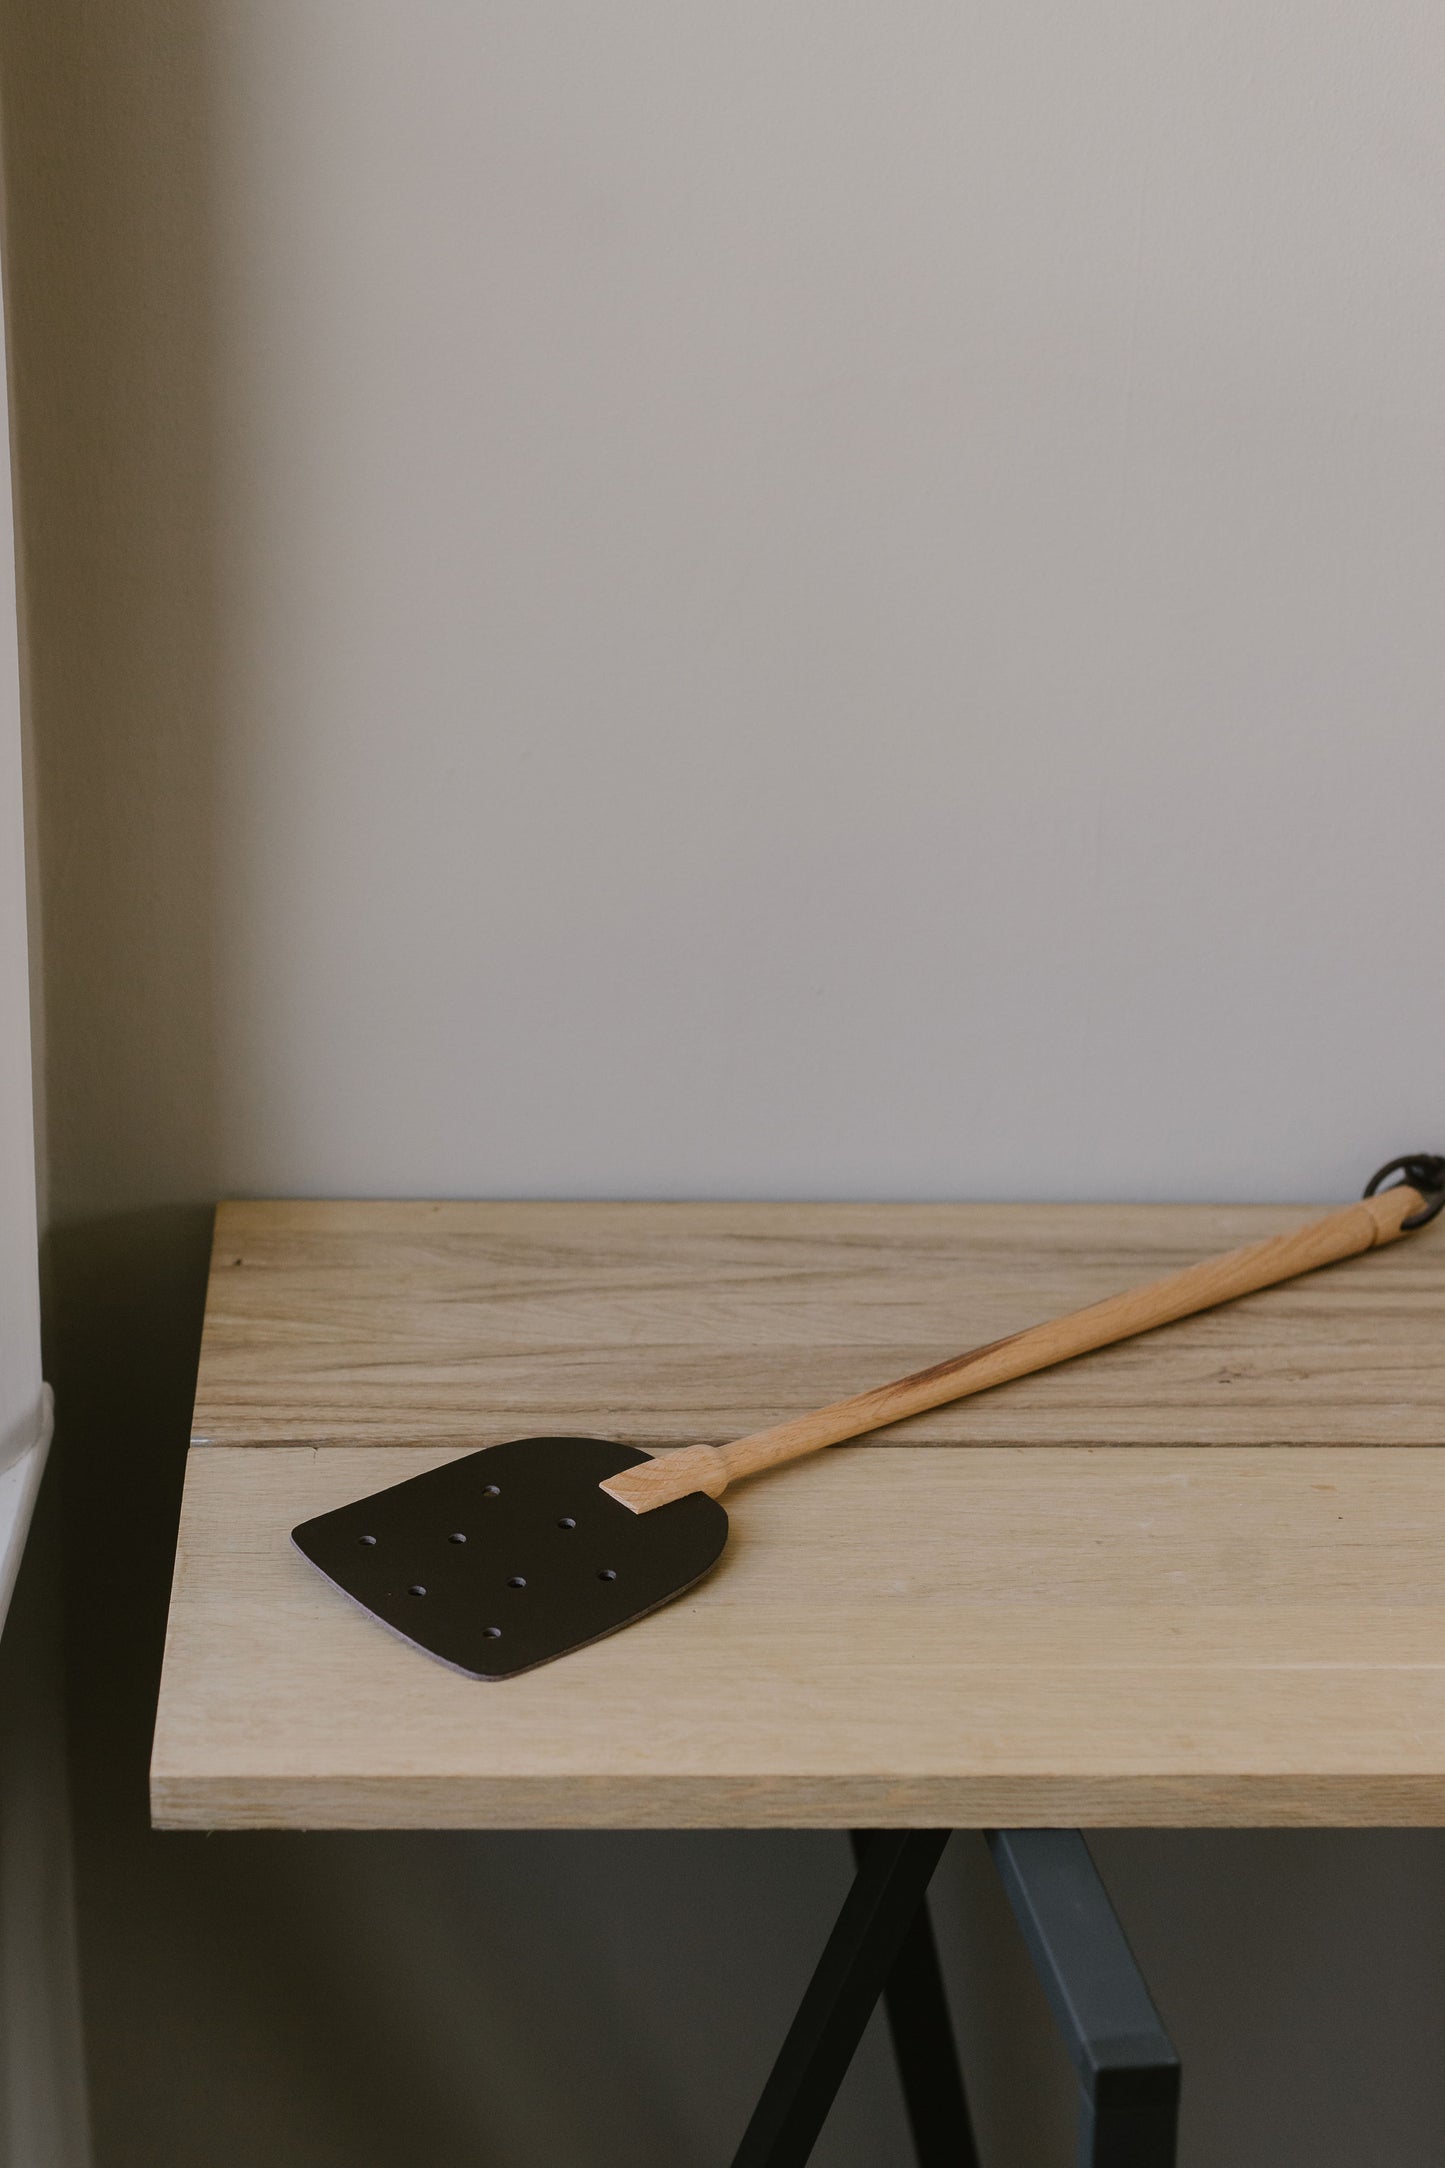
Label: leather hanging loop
xmin=1363 ymin=1153 xmax=1445 ymax=1229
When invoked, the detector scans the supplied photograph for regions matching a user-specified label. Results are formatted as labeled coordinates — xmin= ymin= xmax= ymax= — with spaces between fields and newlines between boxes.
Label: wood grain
xmin=602 ymin=1188 xmax=1424 ymax=1509
xmin=191 ymin=1199 xmax=1445 ymax=1451
xmin=153 ymin=1442 xmax=1445 ymax=1830
xmin=157 ymin=1197 xmax=1445 ymax=1831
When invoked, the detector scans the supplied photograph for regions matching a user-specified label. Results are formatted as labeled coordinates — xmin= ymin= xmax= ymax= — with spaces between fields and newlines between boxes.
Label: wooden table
xmin=151 ymin=1198 xmax=1445 ymax=1832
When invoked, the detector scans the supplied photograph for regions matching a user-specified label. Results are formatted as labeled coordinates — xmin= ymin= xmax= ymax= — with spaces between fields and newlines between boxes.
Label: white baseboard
xmin=0 ymin=1383 xmax=52 ymax=1636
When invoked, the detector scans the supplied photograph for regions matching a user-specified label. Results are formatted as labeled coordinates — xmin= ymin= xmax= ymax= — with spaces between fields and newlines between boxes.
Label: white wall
xmin=206 ymin=0 xmax=1445 ymax=1207
xmin=7 ymin=2 xmax=1445 ymax=2164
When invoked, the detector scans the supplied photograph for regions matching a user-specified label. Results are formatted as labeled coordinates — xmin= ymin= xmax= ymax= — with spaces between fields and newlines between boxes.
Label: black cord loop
xmin=1363 ymin=1153 xmax=1445 ymax=1230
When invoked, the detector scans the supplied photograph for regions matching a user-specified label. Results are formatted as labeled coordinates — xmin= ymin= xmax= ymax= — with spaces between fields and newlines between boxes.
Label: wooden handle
xmin=600 ymin=1186 xmax=1424 ymax=1513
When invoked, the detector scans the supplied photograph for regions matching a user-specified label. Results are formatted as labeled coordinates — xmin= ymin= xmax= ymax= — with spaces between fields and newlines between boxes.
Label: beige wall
xmin=6 ymin=0 xmax=1445 ymax=2161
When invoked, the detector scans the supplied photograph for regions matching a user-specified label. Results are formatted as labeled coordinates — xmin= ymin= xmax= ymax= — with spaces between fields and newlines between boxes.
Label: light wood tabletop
xmin=152 ymin=1198 xmax=1445 ymax=1831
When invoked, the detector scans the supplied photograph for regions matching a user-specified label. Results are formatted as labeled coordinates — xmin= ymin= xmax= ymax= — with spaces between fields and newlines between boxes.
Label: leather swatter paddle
xmin=292 ymin=1436 xmax=726 ymax=1679
xmin=293 ymin=1154 xmax=1443 ymax=1679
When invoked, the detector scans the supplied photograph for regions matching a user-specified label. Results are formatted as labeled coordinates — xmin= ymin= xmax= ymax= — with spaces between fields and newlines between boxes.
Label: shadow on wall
xmin=0 ymin=1476 xmax=91 ymax=2162
xmin=0 ymin=0 xmax=229 ymax=2158
xmin=0 ymin=0 xmax=227 ymax=1219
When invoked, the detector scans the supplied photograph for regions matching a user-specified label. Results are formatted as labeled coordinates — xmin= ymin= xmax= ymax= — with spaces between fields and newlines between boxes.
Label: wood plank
xmin=191 ymin=1200 xmax=1445 ymax=1449
xmin=152 ymin=1443 xmax=1445 ymax=1830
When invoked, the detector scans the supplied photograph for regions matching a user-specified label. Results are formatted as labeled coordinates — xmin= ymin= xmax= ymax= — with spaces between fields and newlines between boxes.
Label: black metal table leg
xmin=987 ymin=1830 xmax=1180 ymax=2168
xmin=849 ymin=1833 xmax=979 ymax=2168
xmin=730 ymin=1829 xmax=953 ymax=2168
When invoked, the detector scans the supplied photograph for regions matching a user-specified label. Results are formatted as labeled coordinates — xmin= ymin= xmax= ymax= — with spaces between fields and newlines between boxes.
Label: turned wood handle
xmin=600 ymin=1186 xmax=1424 ymax=1514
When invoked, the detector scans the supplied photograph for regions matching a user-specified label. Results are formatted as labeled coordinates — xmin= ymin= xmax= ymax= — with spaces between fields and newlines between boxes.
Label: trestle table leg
xmin=729 ymin=1829 xmax=953 ymax=2168
xmin=848 ymin=1832 xmax=979 ymax=2168
xmin=986 ymin=1830 xmax=1180 ymax=2168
